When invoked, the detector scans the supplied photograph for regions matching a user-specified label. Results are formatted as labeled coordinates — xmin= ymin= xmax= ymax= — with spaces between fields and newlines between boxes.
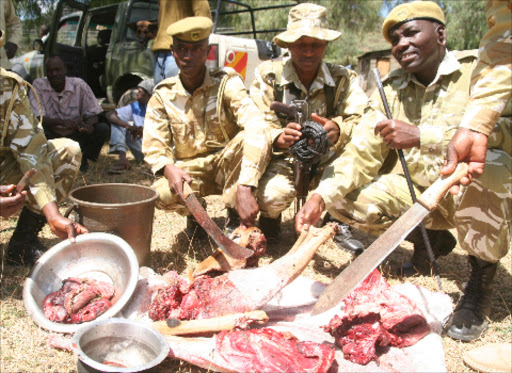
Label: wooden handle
xmin=182 ymin=182 xmax=193 ymax=199
xmin=152 ymin=310 xmax=269 ymax=336
xmin=418 ymin=163 xmax=469 ymax=211
xmin=16 ymin=169 xmax=36 ymax=194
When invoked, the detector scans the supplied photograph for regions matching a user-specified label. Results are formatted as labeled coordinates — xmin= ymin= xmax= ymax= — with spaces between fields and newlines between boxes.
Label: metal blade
xmin=185 ymin=192 xmax=254 ymax=259
xmin=311 ymin=202 xmax=429 ymax=315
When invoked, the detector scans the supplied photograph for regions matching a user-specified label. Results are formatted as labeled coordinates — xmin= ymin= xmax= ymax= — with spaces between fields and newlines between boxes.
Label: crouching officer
xmin=142 ymin=17 xmax=271 ymax=239
xmin=0 ymin=30 xmax=88 ymax=266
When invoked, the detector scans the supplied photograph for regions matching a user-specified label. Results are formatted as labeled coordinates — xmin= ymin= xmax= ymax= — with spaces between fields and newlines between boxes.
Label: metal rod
xmin=372 ymin=68 xmax=443 ymax=291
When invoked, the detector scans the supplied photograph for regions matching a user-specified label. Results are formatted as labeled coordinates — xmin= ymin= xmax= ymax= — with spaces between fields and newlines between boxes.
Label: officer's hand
xmin=5 ymin=42 xmax=18 ymax=59
xmin=274 ymin=122 xmax=302 ymax=149
xmin=312 ymin=113 xmax=340 ymax=145
xmin=0 ymin=184 xmax=26 ymax=217
xmin=441 ymin=127 xmax=488 ymax=195
xmin=295 ymin=193 xmax=325 ymax=233
xmin=163 ymin=164 xmax=192 ymax=200
xmin=375 ymin=119 xmax=420 ymax=149
xmin=42 ymin=201 xmax=88 ymax=242
xmin=236 ymin=185 xmax=258 ymax=227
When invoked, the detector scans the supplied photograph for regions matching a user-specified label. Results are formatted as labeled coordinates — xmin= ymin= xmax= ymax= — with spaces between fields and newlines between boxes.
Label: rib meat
xmin=323 ymin=269 xmax=430 ymax=365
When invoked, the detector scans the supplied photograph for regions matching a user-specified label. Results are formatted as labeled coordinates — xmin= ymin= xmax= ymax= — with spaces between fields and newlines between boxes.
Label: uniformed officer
xmin=296 ymin=1 xmax=511 ymax=342
xmin=142 ymin=17 xmax=271 ymax=238
xmin=249 ymin=3 xmax=368 ymax=250
xmin=0 ymin=30 xmax=88 ymax=266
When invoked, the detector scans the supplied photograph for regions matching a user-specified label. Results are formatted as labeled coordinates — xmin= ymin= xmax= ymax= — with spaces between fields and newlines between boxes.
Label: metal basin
xmin=23 ymin=233 xmax=139 ymax=334
xmin=72 ymin=318 xmax=170 ymax=373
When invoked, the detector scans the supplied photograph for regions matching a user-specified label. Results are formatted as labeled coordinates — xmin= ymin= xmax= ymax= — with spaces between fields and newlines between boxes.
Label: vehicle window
xmin=85 ymin=10 xmax=115 ymax=47
xmin=57 ymin=16 xmax=81 ymax=46
xmin=126 ymin=0 xmax=159 ymax=41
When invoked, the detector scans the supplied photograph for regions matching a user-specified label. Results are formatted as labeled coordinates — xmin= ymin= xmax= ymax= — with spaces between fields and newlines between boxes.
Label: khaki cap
xmin=273 ymin=3 xmax=341 ymax=48
xmin=167 ymin=16 xmax=213 ymax=42
xmin=382 ymin=1 xmax=445 ymax=43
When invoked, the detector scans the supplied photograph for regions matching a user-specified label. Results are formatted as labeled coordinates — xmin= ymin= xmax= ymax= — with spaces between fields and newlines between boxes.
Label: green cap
xmin=167 ymin=16 xmax=213 ymax=42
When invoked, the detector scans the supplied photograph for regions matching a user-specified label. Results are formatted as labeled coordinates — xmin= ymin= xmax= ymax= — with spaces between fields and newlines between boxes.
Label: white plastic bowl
xmin=23 ymin=232 xmax=139 ymax=334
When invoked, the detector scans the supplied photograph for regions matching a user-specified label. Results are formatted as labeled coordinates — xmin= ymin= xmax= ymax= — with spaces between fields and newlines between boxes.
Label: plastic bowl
xmin=23 ymin=233 xmax=139 ymax=334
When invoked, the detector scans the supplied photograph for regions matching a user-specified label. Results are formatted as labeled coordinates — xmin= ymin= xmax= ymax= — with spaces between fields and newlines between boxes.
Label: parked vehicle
xmin=12 ymin=0 xmax=293 ymax=109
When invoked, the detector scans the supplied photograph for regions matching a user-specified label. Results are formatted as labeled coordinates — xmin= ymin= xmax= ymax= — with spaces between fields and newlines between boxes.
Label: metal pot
xmin=72 ymin=318 xmax=170 ymax=373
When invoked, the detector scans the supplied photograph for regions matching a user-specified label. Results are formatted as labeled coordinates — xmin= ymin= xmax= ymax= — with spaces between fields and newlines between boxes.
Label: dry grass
xmin=1 ymin=146 xmax=511 ymax=372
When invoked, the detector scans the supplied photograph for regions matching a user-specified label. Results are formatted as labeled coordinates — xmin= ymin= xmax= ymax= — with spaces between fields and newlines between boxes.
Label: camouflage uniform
xmin=142 ymin=67 xmax=270 ymax=213
xmin=250 ymin=58 xmax=368 ymax=218
xmin=459 ymin=0 xmax=512 ymax=135
xmin=0 ymin=68 xmax=81 ymax=213
xmin=314 ymin=50 xmax=511 ymax=263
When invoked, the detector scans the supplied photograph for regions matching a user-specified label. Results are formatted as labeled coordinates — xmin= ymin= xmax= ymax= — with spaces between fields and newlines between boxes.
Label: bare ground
xmin=1 ymin=147 xmax=511 ymax=372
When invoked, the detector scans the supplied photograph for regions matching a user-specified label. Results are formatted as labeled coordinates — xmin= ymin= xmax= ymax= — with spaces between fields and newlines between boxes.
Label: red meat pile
xmin=43 ymin=277 xmax=114 ymax=324
xmin=216 ymin=328 xmax=335 ymax=373
xmin=324 ymin=269 xmax=430 ymax=365
xmin=148 ymin=271 xmax=254 ymax=321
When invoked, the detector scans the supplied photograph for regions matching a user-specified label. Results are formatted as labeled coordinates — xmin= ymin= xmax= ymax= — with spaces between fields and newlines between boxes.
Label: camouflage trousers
xmin=152 ymin=132 xmax=263 ymax=214
xmin=329 ymin=148 xmax=511 ymax=263
xmin=0 ymin=138 xmax=81 ymax=213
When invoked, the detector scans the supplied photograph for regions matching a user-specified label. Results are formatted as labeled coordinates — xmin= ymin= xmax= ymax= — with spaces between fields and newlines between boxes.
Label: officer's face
xmin=171 ymin=38 xmax=210 ymax=81
xmin=390 ymin=20 xmax=446 ymax=85
xmin=46 ymin=57 xmax=67 ymax=92
xmin=287 ymin=36 xmax=328 ymax=76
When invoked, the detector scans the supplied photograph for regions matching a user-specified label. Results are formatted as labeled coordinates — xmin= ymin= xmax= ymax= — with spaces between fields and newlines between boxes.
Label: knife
xmin=15 ymin=169 xmax=37 ymax=194
xmin=311 ymin=163 xmax=469 ymax=315
xmin=181 ymin=182 xmax=254 ymax=259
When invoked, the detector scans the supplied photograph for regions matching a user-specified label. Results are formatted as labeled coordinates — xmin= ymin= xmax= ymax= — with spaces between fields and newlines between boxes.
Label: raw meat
xmin=324 ymin=269 xmax=430 ymax=365
xmin=43 ymin=277 xmax=114 ymax=324
xmin=215 ymin=328 xmax=335 ymax=373
xmin=148 ymin=224 xmax=338 ymax=321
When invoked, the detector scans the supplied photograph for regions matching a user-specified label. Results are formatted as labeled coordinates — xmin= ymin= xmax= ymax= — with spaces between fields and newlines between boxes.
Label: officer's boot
xmin=6 ymin=207 xmax=47 ymax=266
xmin=446 ymin=256 xmax=498 ymax=341
xmin=259 ymin=214 xmax=281 ymax=242
xmin=323 ymin=214 xmax=364 ymax=255
xmin=402 ymin=227 xmax=457 ymax=275
xmin=224 ymin=208 xmax=241 ymax=237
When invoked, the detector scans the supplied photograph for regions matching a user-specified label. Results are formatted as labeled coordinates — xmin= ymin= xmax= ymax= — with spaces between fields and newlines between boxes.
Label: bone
xmin=152 ymin=310 xmax=269 ymax=336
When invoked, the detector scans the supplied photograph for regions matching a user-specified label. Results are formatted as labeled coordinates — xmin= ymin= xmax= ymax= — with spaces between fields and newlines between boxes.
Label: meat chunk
xmin=324 ymin=269 xmax=430 ymax=365
xmin=42 ymin=277 xmax=115 ymax=324
xmin=216 ymin=328 xmax=335 ymax=373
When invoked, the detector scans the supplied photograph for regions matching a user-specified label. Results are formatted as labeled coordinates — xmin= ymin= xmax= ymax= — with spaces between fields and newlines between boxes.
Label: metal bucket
xmin=66 ymin=184 xmax=159 ymax=266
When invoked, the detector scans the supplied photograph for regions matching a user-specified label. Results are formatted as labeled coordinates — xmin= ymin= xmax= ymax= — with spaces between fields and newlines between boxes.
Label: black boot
xmin=259 ymin=214 xmax=281 ymax=241
xmin=446 ymin=256 xmax=498 ymax=341
xmin=6 ymin=207 xmax=47 ymax=266
xmin=224 ymin=208 xmax=240 ymax=237
xmin=323 ymin=214 xmax=364 ymax=255
xmin=403 ymin=227 xmax=457 ymax=275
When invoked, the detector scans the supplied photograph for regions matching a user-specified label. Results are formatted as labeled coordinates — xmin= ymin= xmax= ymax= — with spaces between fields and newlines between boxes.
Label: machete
xmin=181 ymin=182 xmax=254 ymax=259
xmin=311 ymin=163 xmax=468 ymax=315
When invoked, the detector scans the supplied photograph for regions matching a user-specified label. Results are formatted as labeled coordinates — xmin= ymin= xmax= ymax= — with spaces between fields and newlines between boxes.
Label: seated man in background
xmin=1 ymin=39 xmax=88 ymax=266
xmin=249 ymin=3 xmax=368 ymax=249
xmin=106 ymin=79 xmax=154 ymax=173
xmin=29 ymin=55 xmax=110 ymax=172
xmin=296 ymin=1 xmax=511 ymax=342
xmin=143 ymin=17 xmax=271 ymax=239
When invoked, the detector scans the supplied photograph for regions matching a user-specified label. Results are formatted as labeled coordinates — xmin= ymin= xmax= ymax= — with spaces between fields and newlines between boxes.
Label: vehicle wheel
xmin=117 ymin=88 xmax=139 ymax=108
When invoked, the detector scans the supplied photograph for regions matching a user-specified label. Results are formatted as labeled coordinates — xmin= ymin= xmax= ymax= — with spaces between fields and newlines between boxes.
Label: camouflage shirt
xmin=459 ymin=0 xmax=512 ymax=135
xmin=142 ymin=67 xmax=270 ymax=187
xmin=315 ymin=50 xmax=485 ymax=209
xmin=0 ymin=68 xmax=56 ymax=208
xmin=250 ymin=58 xmax=368 ymax=156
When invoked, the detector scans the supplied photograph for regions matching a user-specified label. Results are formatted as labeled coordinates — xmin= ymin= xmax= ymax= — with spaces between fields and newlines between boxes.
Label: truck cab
xmin=12 ymin=0 xmax=293 ymax=110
